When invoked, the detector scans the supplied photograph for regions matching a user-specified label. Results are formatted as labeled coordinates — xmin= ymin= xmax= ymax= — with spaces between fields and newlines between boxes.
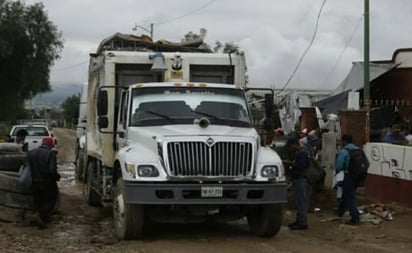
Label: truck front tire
xmin=85 ymin=160 xmax=101 ymax=206
xmin=247 ymin=204 xmax=283 ymax=237
xmin=113 ymin=178 xmax=144 ymax=240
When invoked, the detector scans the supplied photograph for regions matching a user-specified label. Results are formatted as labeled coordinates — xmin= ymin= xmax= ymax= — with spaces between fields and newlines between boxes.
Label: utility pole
xmin=133 ymin=23 xmax=154 ymax=40
xmin=364 ymin=0 xmax=370 ymax=143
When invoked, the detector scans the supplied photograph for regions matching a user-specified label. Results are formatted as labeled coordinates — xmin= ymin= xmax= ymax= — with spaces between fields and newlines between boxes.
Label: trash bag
xmin=18 ymin=164 xmax=32 ymax=189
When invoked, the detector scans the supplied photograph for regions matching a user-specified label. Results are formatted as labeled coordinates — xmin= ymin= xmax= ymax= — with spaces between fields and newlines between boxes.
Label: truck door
xmin=116 ymin=90 xmax=129 ymax=150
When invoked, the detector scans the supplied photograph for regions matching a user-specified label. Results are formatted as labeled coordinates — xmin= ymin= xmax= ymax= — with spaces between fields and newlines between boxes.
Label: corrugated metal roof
xmin=315 ymin=62 xmax=398 ymax=115
xmin=332 ymin=62 xmax=397 ymax=96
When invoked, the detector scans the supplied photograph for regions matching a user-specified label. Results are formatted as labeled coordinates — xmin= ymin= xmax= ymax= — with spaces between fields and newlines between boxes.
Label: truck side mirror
xmin=97 ymin=90 xmax=108 ymax=116
xmin=98 ymin=116 xmax=109 ymax=128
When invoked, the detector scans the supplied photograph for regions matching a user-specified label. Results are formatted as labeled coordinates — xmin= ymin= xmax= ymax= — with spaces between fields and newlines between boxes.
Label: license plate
xmin=201 ymin=187 xmax=223 ymax=197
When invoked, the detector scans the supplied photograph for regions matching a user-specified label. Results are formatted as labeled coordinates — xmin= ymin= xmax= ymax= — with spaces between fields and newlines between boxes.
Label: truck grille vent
xmin=166 ymin=141 xmax=253 ymax=177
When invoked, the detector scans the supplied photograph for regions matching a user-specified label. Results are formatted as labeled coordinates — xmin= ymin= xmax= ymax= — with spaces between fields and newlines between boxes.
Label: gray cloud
xmin=25 ymin=0 xmax=412 ymax=91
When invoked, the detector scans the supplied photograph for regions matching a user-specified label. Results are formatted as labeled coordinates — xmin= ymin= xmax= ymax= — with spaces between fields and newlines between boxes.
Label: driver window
xmin=119 ymin=91 xmax=129 ymax=129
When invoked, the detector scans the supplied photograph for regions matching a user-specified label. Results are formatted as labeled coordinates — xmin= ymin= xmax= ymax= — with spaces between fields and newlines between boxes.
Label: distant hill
xmin=27 ymin=83 xmax=83 ymax=110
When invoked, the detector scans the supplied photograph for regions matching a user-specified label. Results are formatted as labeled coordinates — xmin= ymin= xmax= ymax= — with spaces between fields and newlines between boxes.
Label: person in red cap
xmin=25 ymin=137 xmax=60 ymax=229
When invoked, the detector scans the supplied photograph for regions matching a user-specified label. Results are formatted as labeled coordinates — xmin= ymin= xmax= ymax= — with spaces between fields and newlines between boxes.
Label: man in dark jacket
xmin=285 ymin=136 xmax=310 ymax=230
xmin=26 ymin=137 xmax=60 ymax=228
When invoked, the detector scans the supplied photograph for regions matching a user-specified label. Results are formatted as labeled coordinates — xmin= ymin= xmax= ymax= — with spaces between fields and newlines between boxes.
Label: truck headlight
xmin=261 ymin=165 xmax=279 ymax=178
xmin=137 ymin=165 xmax=159 ymax=177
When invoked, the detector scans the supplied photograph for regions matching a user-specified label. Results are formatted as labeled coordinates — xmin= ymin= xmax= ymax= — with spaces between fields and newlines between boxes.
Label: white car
xmin=9 ymin=125 xmax=57 ymax=151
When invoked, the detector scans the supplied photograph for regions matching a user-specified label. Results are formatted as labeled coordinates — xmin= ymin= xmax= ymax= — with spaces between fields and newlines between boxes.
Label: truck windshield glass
xmin=130 ymin=87 xmax=252 ymax=127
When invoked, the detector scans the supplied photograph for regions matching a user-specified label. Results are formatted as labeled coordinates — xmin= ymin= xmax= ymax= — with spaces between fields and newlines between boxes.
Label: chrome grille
xmin=166 ymin=141 xmax=253 ymax=177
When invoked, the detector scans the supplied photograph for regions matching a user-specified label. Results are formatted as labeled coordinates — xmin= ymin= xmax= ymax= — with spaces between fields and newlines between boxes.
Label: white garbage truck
xmin=82 ymin=33 xmax=287 ymax=239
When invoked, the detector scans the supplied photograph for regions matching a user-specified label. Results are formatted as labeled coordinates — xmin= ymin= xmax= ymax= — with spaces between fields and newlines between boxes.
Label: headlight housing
xmin=261 ymin=165 xmax=279 ymax=178
xmin=137 ymin=165 xmax=159 ymax=177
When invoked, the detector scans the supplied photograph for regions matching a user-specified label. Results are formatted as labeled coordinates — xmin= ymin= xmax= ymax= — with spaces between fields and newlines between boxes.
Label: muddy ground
xmin=0 ymin=128 xmax=411 ymax=253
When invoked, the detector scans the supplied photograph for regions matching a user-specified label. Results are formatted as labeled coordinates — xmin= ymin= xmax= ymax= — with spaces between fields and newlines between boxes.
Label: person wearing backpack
xmin=335 ymin=134 xmax=370 ymax=225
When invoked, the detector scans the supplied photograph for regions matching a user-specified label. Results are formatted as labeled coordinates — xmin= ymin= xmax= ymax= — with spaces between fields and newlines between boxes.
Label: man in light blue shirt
xmin=335 ymin=134 xmax=369 ymax=225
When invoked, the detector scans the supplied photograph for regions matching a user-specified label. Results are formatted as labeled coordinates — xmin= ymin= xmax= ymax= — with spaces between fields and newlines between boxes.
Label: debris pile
xmin=319 ymin=202 xmax=411 ymax=226
xmin=359 ymin=203 xmax=394 ymax=225
xmin=359 ymin=202 xmax=411 ymax=225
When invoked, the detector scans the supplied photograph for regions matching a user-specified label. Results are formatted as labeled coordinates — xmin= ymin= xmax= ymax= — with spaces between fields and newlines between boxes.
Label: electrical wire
xmin=156 ymin=0 xmax=217 ymax=26
xmin=277 ymin=0 xmax=327 ymax=94
xmin=53 ymin=60 xmax=88 ymax=71
xmin=324 ymin=15 xmax=363 ymax=82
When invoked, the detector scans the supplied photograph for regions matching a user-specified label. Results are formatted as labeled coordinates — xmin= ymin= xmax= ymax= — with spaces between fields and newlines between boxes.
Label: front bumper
xmin=124 ymin=182 xmax=287 ymax=205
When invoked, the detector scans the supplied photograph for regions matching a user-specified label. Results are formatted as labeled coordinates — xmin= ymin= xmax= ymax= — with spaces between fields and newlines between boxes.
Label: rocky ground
xmin=0 ymin=128 xmax=411 ymax=253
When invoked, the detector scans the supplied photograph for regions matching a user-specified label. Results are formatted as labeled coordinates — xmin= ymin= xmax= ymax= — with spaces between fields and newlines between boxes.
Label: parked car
xmin=9 ymin=125 xmax=57 ymax=151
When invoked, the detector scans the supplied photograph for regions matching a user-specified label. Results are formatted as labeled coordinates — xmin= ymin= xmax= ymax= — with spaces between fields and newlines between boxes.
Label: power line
xmin=324 ymin=15 xmax=363 ymax=82
xmin=53 ymin=60 xmax=88 ymax=71
xmin=277 ymin=0 xmax=327 ymax=94
xmin=156 ymin=0 xmax=217 ymax=26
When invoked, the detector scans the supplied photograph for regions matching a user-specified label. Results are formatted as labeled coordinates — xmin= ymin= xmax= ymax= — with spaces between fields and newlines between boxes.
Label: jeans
xmin=337 ymin=174 xmax=359 ymax=222
xmin=292 ymin=177 xmax=308 ymax=226
xmin=32 ymin=182 xmax=58 ymax=223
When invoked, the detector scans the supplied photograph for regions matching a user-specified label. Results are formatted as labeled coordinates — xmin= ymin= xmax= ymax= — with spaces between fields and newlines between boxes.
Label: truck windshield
xmin=130 ymin=87 xmax=252 ymax=127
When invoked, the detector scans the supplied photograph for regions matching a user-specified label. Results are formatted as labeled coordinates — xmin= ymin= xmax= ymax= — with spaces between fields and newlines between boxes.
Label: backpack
xmin=306 ymin=151 xmax=326 ymax=186
xmin=345 ymin=148 xmax=369 ymax=185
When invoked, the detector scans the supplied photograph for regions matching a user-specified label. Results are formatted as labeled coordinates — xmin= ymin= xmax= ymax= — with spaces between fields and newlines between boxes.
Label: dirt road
xmin=0 ymin=128 xmax=411 ymax=253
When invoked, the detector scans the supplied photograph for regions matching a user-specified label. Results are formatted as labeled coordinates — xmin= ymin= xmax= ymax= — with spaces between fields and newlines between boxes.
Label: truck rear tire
xmin=113 ymin=178 xmax=144 ymax=240
xmin=85 ymin=161 xmax=101 ymax=206
xmin=247 ymin=204 xmax=283 ymax=237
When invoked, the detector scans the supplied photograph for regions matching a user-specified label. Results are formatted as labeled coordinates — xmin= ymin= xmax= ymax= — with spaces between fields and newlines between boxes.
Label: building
xmin=315 ymin=47 xmax=412 ymax=208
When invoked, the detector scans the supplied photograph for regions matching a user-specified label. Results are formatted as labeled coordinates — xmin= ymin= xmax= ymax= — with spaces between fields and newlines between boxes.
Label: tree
xmin=61 ymin=94 xmax=80 ymax=128
xmin=0 ymin=0 xmax=63 ymax=121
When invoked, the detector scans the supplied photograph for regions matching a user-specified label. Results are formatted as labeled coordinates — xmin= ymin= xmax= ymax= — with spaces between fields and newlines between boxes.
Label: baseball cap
xmin=42 ymin=137 xmax=54 ymax=148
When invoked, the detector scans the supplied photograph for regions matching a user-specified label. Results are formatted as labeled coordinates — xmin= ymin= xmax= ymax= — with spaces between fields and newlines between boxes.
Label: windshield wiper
xmin=192 ymin=110 xmax=223 ymax=121
xmin=142 ymin=110 xmax=175 ymax=121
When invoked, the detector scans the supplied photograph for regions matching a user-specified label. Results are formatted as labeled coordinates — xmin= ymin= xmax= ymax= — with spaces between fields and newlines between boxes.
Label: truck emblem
xmin=206 ymin=137 xmax=215 ymax=146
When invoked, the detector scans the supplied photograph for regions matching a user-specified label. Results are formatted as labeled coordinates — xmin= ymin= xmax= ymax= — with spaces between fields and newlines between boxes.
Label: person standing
xmin=335 ymin=134 xmax=369 ymax=225
xmin=7 ymin=129 xmax=29 ymax=152
xmin=285 ymin=136 xmax=310 ymax=230
xmin=26 ymin=137 xmax=60 ymax=228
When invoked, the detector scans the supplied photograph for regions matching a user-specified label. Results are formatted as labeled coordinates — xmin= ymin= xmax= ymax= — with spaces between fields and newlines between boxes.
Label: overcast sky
xmin=24 ymin=0 xmax=412 ymax=91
